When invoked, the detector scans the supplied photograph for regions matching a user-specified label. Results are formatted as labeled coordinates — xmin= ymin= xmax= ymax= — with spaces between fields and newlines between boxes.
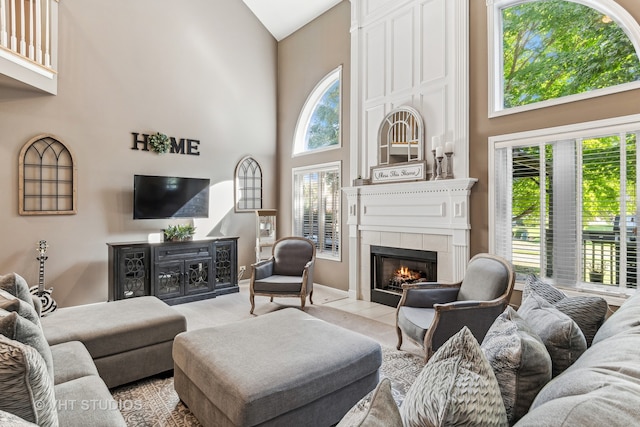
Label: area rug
xmin=112 ymin=346 xmax=424 ymax=426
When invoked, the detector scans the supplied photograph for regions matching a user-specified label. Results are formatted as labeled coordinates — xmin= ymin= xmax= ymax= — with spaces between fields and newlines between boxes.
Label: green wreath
xmin=148 ymin=132 xmax=170 ymax=154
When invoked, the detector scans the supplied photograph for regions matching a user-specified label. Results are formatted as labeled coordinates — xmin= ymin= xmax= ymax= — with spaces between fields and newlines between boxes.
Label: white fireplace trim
xmin=343 ymin=178 xmax=477 ymax=300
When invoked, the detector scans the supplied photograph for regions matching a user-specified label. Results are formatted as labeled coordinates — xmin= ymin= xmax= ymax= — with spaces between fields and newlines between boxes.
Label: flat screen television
xmin=133 ymin=175 xmax=210 ymax=219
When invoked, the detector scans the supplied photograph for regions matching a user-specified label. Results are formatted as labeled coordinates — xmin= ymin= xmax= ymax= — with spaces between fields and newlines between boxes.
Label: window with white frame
xmin=487 ymin=0 xmax=640 ymax=117
xmin=292 ymin=162 xmax=341 ymax=260
xmin=490 ymin=115 xmax=640 ymax=295
xmin=292 ymin=67 xmax=342 ymax=156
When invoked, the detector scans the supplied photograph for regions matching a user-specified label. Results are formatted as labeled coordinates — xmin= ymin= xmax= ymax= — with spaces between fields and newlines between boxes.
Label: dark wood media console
xmin=107 ymin=237 xmax=238 ymax=305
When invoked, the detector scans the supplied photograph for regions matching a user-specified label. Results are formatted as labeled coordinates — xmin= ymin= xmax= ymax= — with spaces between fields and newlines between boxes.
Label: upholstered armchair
xmin=396 ymin=253 xmax=515 ymax=361
xmin=249 ymin=237 xmax=316 ymax=314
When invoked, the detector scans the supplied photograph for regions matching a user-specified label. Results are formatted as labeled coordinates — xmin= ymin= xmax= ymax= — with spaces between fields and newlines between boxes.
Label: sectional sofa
xmin=0 ymin=272 xmax=186 ymax=426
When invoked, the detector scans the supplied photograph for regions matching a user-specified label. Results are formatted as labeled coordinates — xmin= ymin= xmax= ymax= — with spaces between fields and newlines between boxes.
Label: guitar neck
xmin=38 ymin=257 xmax=45 ymax=292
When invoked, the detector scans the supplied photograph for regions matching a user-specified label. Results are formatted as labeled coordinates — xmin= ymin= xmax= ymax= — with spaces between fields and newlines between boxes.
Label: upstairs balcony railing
xmin=0 ymin=0 xmax=58 ymax=93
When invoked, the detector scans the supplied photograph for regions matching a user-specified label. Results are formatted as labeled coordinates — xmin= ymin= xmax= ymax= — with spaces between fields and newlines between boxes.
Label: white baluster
xmin=0 ymin=0 xmax=7 ymax=47
xmin=44 ymin=0 xmax=49 ymax=67
xmin=10 ymin=0 xmax=15 ymax=50
xmin=19 ymin=0 xmax=24 ymax=54
xmin=28 ymin=0 xmax=33 ymax=59
xmin=35 ymin=0 xmax=41 ymax=64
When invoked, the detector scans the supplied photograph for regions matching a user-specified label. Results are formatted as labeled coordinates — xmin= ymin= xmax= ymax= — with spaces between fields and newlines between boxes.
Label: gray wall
xmin=277 ymin=1 xmax=351 ymax=291
xmin=0 ymin=0 xmax=277 ymax=307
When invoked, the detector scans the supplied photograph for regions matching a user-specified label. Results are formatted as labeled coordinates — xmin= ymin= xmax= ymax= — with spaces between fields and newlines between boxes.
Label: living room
xmin=1 ymin=0 xmax=640 ymax=426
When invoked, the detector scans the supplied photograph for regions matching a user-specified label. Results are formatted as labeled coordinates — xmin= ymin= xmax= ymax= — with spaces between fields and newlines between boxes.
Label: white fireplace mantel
xmin=343 ymin=178 xmax=477 ymax=300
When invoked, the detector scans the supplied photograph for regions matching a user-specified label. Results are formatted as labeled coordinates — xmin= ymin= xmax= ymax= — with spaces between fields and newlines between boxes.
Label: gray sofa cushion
xmin=0 ymin=335 xmax=58 ymax=427
xmin=592 ymin=291 xmax=640 ymax=344
xmin=0 ymin=310 xmax=54 ymax=380
xmin=481 ymin=306 xmax=551 ymax=424
xmin=54 ymin=375 xmax=126 ymax=427
xmin=41 ymin=296 xmax=186 ymax=359
xmin=400 ymin=327 xmax=508 ymax=427
xmin=518 ymin=293 xmax=586 ymax=377
xmin=0 ymin=273 xmax=35 ymax=310
xmin=524 ymin=275 xmax=608 ymax=346
xmin=0 ymin=290 xmax=41 ymax=327
xmin=50 ymin=341 xmax=99 ymax=385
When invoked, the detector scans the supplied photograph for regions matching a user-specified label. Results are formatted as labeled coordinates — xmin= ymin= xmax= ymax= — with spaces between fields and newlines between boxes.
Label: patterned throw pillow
xmin=400 ymin=327 xmax=508 ymax=427
xmin=518 ymin=293 xmax=587 ymax=377
xmin=0 ymin=409 xmax=38 ymax=426
xmin=481 ymin=306 xmax=552 ymax=424
xmin=0 ymin=289 xmax=41 ymax=327
xmin=351 ymin=378 xmax=402 ymax=427
xmin=0 ymin=273 xmax=35 ymax=310
xmin=524 ymin=275 xmax=608 ymax=346
xmin=0 ymin=310 xmax=53 ymax=380
xmin=0 ymin=335 xmax=58 ymax=426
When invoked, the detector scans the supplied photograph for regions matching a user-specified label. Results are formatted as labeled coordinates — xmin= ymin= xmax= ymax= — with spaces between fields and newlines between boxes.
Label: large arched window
xmin=292 ymin=67 xmax=342 ymax=156
xmin=488 ymin=0 xmax=640 ymax=116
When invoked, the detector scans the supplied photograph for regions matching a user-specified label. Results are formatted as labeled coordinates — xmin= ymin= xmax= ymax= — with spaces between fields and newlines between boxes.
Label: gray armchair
xmin=396 ymin=253 xmax=515 ymax=361
xmin=249 ymin=237 xmax=316 ymax=314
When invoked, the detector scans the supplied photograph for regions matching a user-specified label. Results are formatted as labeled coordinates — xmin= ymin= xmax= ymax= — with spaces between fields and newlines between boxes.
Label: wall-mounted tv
xmin=133 ymin=175 xmax=210 ymax=219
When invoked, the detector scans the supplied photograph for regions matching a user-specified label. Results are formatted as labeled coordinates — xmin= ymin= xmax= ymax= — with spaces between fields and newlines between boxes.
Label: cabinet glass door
xmin=185 ymin=258 xmax=213 ymax=295
xmin=119 ymin=248 xmax=150 ymax=299
xmin=155 ymin=261 xmax=183 ymax=299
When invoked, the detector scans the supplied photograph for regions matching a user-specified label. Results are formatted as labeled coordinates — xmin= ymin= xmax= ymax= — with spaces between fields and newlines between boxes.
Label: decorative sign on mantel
xmin=130 ymin=132 xmax=200 ymax=156
xmin=370 ymin=161 xmax=427 ymax=184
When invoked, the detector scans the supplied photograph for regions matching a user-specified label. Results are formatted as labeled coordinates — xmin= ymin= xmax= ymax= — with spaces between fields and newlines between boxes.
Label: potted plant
xmin=589 ymin=262 xmax=604 ymax=283
xmin=148 ymin=132 xmax=170 ymax=154
xmin=163 ymin=224 xmax=196 ymax=242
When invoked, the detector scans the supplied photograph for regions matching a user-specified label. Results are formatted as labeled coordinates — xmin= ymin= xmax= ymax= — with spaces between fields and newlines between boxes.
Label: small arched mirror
xmin=377 ymin=106 xmax=425 ymax=165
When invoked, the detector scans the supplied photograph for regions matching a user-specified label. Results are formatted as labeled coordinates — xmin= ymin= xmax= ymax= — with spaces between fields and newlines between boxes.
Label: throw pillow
xmin=0 ymin=273 xmax=35 ymax=309
xmin=400 ymin=327 xmax=508 ymax=427
xmin=0 ymin=289 xmax=41 ymax=327
xmin=481 ymin=306 xmax=552 ymax=424
xmin=0 ymin=310 xmax=54 ymax=380
xmin=0 ymin=335 xmax=58 ymax=427
xmin=0 ymin=409 xmax=38 ymax=426
xmin=518 ymin=293 xmax=587 ymax=377
xmin=352 ymin=378 xmax=402 ymax=427
xmin=524 ymin=275 xmax=608 ymax=346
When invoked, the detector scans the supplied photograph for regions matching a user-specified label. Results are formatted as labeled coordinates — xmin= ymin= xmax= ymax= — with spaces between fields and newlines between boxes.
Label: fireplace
xmin=370 ymin=246 xmax=437 ymax=307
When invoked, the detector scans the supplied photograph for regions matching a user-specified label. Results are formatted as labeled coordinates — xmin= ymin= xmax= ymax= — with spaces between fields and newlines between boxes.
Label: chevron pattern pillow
xmin=400 ymin=327 xmax=508 ymax=427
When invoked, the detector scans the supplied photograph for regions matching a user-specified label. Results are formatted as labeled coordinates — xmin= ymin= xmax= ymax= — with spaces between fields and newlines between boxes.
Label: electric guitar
xmin=29 ymin=240 xmax=57 ymax=315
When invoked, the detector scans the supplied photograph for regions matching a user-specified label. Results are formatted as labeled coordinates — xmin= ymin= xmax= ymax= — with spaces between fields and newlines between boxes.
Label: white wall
xmin=0 ymin=0 xmax=277 ymax=307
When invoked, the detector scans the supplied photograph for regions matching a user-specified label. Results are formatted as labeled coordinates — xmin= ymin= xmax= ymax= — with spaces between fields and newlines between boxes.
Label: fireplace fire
xmin=371 ymin=246 xmax=437 ymax=307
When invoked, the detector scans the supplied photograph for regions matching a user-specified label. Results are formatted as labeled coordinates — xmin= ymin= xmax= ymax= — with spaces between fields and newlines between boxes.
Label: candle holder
xmin=435 ymin=156 xmax=444 ymax=180
xmin=444 ymin=151 xmax=454 ymax=179
xmin=431 ymin=149 xmax=438 ymax=180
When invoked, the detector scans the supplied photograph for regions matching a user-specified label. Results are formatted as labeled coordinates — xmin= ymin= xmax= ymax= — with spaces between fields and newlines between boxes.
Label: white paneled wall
xmin=350 ymin=0 xmax=469 ymax=180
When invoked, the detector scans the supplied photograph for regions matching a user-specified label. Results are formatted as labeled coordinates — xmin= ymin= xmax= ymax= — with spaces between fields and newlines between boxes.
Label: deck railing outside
xmin=0 ymin=0 xmax=57 ymax=72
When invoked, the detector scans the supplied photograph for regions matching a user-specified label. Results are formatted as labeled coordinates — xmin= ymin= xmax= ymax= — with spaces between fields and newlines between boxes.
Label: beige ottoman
xmin=173 ymin=308 xmax=382 ymax=427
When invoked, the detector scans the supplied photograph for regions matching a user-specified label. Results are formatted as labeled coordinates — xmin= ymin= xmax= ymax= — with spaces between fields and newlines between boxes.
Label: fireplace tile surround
xmin=343 ymin=178 xmax=477 ymax=301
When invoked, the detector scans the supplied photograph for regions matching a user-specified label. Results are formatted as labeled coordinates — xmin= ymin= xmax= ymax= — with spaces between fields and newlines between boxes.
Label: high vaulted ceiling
xmin=242 ymin=0 xmax=342 ymax=41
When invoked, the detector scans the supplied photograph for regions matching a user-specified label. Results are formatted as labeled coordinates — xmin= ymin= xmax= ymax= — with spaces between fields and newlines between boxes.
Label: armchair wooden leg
xmin=250 ymin=294 xmax=255 ymax=315
xmin=309 ymin=290 xmax=313 ymax=305
xmin=396 ymin=326 xmax=403 ymax=351
xmin=300 ymin=296 xmax=306 ymax=309
xmin=270 ymin=296 xmax=274 ymax=302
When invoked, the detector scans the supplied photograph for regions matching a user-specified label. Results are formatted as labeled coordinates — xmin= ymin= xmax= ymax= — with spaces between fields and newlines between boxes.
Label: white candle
xmin=431 ymin=136 xmax=441 ymax=149
xmin=445 ymin=141 xmax=454 ymax=154
xmin=435 ymin=146 xmax=443 ymax=157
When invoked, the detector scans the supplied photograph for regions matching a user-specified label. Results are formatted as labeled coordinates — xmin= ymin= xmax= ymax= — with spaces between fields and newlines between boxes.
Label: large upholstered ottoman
xmin=173 ymin=308 xmax=382 ymax=427
xmin=41 ymin=296 xmax=187 ymax=387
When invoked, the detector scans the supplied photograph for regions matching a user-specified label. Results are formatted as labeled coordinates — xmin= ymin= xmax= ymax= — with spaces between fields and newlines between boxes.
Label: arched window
xmin=234 ymin=156 xmax=263 ymax=212
xmin=19 ymin=134 xmax=77 ymax=215
xmin=293 ymin=67 xmax=342 ymax=156
xmin=488 ymin=0 xmax=640 ymax=116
